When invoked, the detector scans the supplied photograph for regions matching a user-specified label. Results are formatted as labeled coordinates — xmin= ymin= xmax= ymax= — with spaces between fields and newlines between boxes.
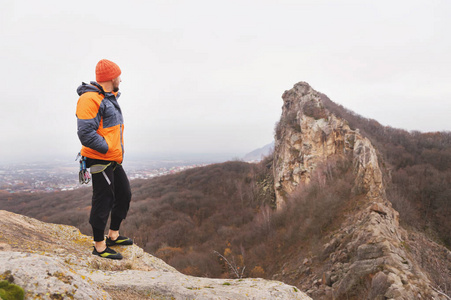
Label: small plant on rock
xmin=0 ymin=280 xmax=25 ymax=300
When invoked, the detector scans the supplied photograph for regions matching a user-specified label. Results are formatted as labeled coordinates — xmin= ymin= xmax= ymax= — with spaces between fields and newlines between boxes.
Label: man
xmin=76 ymin=59 xmax=133 ymax=260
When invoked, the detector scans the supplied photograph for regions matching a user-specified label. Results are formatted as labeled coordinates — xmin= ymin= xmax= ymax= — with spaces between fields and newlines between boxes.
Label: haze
xmin=1 ymin=0 xmax=450 ymax=164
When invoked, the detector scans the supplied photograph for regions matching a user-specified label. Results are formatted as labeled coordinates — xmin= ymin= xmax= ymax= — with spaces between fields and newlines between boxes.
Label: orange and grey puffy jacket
xmin=76 ymin=81 xmax=124 ymax=163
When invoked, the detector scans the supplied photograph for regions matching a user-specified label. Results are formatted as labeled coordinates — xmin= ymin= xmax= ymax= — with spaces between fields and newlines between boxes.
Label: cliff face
xmin=272 ymin=82 xmax=450 ymax=299
xmin=273 ymin=82 xmax=384 ymax=207
xmin=0 ymin=210 xmax=310 ymax=300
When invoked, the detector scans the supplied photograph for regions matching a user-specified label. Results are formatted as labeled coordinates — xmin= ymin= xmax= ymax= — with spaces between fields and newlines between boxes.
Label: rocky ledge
xmin=0 ymin=210 xmax=311 ymax=300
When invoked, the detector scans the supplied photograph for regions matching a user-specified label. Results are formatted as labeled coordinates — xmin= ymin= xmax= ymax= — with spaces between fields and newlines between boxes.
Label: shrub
xmin=303 ymin=100 xmax=327 ymax=120
xmin=250 ymin=266 xmax=265 ymax=278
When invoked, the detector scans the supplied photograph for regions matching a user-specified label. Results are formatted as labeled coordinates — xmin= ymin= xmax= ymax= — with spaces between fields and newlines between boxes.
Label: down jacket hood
xmin=76 ymin=81 xmax=121 ymax=98
xmin=77 ymin=81 xmax=102 ymax=96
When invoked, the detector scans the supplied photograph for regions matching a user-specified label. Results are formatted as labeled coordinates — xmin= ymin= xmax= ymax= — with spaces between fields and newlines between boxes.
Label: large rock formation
xmin=0 ymin=210 xmax=311 ymax=300
xmin=273 ymin=82 xmax=384 ymax=207
xmin=272 ymin=82 xmax=450 ymax=299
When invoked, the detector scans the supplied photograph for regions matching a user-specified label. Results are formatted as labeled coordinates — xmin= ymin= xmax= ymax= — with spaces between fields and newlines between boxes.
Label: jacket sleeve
xmin=76 ymin=95 xmax=109 ymax=154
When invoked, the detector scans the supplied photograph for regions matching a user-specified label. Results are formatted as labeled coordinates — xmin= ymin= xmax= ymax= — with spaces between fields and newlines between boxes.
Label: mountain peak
xmin=274 ymin=82 xmax=384 ymax=206
xmin=271 ymin=83 xmax=448 ymax=299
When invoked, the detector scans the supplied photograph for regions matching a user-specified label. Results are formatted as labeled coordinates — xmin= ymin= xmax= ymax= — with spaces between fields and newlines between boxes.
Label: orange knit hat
xmin=95 ymin=59 xmax=121 ymax=82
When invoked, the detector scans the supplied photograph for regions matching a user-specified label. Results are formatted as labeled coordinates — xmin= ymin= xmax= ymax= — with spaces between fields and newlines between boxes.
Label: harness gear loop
xmin=77 ymin=153 xmax=91 ymax=184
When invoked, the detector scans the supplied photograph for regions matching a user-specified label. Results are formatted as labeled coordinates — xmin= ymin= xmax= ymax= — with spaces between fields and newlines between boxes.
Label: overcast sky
xmin=1 ymin=0 xmax=450 ymax=164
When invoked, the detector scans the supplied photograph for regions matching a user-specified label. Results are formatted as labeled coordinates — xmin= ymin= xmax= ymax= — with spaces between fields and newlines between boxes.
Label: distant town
xmin=0 ymin=160 xmax=211 ymax=194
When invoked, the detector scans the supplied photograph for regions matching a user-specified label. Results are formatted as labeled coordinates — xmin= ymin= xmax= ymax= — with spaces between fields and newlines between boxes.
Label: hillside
xmin=1 ymin=81 xmax=450 ymax=299
xmin=243 ymin=142 xmax=274 ymax=161
xmin=319 ymin=92 xmax=451 ymax=247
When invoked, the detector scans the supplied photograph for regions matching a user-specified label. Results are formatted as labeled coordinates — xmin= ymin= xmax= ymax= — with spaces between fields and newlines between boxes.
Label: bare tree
xmin=213 ymin=250 xmax=246 ymax=279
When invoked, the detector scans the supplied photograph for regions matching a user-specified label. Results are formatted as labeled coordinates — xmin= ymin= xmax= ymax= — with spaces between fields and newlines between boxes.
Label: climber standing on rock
xmin=75 ymin=59 xmax=133 ymax=260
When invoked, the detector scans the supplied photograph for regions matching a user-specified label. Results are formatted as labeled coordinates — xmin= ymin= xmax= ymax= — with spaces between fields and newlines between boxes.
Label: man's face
xmin=112 ymin=76 xmax=121 ymax=92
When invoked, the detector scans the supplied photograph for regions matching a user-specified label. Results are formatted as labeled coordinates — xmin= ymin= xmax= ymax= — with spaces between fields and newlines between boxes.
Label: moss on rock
xmin=0 ymin=280 xmax=25 ymax=300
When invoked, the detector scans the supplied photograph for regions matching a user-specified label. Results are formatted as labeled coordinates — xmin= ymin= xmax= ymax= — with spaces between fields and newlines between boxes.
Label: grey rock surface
xmin=0 ymin=210 xmax=311 ymax=300
xmin=0 ymin=251 xmax=111 ymax=300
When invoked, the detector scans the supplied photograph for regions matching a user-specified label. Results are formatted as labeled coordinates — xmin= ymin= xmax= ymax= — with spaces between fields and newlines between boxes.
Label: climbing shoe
xmin=106 ymin=235 xmax=133 ymax=246
xmin=92 ymin=246 xmax=123 ymax=260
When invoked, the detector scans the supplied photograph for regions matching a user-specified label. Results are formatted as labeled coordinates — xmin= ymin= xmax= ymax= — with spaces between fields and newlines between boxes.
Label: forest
xmin=0 ymin=156 xmax=357 ymax=279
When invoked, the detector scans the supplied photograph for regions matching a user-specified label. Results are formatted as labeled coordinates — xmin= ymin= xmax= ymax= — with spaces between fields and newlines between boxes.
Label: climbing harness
xmin=90 ymin=163 xmax=112 ymax=185
xmin=76 ymin=153 xmax=91 ymax=184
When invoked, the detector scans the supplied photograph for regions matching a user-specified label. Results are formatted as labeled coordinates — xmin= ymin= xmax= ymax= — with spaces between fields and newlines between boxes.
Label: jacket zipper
xmin=120 ymin=124 xmax=124 ymax=159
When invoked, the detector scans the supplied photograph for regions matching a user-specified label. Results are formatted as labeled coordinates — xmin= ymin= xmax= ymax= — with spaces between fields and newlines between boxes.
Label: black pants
xmin=87 ymin=160 xmax=132 ymax=242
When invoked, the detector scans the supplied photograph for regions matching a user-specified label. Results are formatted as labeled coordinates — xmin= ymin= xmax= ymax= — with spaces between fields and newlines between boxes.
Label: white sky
xmin=1 ymin=0 xmax=450 ymax=163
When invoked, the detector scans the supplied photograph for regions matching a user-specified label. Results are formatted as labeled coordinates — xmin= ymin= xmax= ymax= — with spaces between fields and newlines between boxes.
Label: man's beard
xmin=113 ymin=86 xmax=120 ymax=92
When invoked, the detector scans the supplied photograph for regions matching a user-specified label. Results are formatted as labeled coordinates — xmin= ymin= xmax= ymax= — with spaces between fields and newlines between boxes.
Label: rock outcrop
xmin=273 ymin=82 xmax=384 ymax=207
xmin=272 ymin=82 xmax=450 ymax=299
xmin=0 ymin=210 xmax=311 ymax=300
